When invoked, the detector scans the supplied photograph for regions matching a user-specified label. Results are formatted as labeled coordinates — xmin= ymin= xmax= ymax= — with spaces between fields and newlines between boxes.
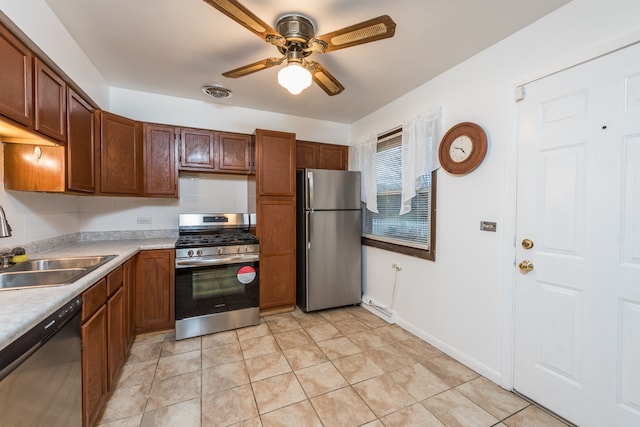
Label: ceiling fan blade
xmin=314 ymin=15 xmax=396 ymax=53
xmin=202 ymin=0 xmax=283 ymax=43
xmin=222 ymin=57 xmax=284 ymax=78
xmin=310 ymin=62 xmax=345 ymax=96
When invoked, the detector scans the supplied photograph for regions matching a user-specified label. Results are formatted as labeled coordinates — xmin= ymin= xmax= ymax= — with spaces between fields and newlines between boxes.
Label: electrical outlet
xmin=137 ymin=217 xmax=152 ymax=225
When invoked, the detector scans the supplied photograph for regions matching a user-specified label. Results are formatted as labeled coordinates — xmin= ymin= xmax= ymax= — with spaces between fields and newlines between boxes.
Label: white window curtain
xmin=400 ymin=107 xmax=442 ymax=214
xmin=349 ymin=134 xmax=378 ymax=213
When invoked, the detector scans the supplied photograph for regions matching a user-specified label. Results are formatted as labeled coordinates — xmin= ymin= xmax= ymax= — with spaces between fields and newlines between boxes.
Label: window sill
xmin=361 ymin=236 xmax=435 ymax=261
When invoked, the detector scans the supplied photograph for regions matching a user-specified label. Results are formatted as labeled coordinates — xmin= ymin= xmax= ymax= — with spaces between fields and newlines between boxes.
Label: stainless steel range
xmin=175 ymin=213 xmax=259 ymax=340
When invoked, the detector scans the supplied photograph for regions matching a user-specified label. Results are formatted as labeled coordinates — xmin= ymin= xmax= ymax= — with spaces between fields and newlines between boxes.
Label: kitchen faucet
xmin=0 ymin=205 xmax=12 ymax=238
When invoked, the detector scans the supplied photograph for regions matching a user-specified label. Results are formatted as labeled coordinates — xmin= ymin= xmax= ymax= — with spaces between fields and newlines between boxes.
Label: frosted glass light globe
xmin=278 ymin=63 xmax=312 ymax=95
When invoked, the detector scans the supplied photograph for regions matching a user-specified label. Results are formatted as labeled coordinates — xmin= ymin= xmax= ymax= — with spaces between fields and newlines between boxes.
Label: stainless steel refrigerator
xmin=296 ymin=168 xmax=362 ymax=312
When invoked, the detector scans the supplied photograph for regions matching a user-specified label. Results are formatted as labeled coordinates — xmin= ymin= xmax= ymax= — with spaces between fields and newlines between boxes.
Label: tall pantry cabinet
xmin=253 ymin=129 xmax=297 ymax=312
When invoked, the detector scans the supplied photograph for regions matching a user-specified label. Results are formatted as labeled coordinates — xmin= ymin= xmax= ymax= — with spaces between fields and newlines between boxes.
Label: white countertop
xmin=0 ymin=238 xmax=176 ymax=351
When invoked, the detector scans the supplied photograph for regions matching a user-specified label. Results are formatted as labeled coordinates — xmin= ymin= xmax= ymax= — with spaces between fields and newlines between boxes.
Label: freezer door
xmin=305 ymin=209 xmax=362 ymax=311
xmin=306 ymin=169 xmax=361 ymax=210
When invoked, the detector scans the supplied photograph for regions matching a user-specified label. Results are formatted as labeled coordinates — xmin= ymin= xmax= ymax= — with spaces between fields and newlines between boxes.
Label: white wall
xmin=0 ymin=1 xmax=350 ymax=241
xmin=352 ymin=0 xmax=640 ymax=385
xmin=4 ymin=0 xmax=640 ymax=389
xmin=0 ymin=0 xmax=110 ymax=107
xmin=108 ymin=88 xmax=350 ymax=145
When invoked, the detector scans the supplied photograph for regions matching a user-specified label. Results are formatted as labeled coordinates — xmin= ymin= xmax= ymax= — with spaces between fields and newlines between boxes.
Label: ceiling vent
xmin=201 ymin=84 xmax=233 ymax=99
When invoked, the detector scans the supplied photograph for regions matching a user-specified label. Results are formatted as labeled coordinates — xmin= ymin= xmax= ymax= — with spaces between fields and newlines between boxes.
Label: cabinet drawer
xmin=106 ymin=265 xmax=123 ymax=297
xmin=82 ymin=278 xmax=107 ymax=322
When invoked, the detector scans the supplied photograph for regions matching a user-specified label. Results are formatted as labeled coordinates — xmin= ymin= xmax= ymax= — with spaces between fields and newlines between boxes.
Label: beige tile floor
xmin=97 ymin=306 xmax=572 ymax=427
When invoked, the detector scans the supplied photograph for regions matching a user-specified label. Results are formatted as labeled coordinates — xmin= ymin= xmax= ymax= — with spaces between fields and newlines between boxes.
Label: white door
xmin=514 ymin=42 xmax=640 ymax=427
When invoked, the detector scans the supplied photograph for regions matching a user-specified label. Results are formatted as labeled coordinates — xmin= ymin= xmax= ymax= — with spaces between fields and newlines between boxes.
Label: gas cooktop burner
xmin=175 ymin=231 xmax=258 ymax=248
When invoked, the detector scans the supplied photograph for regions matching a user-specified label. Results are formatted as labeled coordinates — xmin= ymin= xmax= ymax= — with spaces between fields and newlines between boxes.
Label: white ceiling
xmin=44 ymin=0 xmax=570 ymax=124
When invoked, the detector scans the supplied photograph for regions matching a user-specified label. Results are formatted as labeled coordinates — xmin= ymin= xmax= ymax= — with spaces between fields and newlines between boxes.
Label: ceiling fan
xmin=203 ymin=0 xmax=396 ymax=96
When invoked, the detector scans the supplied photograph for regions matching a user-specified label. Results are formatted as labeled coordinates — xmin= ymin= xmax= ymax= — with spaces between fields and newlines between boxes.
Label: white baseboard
xmin=360 ymin=295 xmax=397 ymax=324
xmin=395 ymin=316 xmax=503 ymax=386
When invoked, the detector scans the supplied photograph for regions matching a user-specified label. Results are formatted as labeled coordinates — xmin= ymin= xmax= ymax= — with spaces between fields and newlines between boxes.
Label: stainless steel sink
xmin=0 ymin=255 xmax=117 ymax=290
xmin=5 ymin=255 xmax=116 ymax=272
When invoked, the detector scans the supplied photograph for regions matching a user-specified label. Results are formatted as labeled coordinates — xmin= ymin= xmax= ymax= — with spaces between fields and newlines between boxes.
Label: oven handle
xmin=175 ymin=254 xmax=259 ymax=268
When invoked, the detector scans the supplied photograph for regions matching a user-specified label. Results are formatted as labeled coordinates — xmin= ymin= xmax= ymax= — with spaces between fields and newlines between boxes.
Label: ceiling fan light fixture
xmin=277 ymin=63 xmax=312 ymax=95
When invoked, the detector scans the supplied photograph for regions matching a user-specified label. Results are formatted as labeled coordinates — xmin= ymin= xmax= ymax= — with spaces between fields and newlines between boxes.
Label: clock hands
xmin=454 ymin=146 xmax=466 ymax=154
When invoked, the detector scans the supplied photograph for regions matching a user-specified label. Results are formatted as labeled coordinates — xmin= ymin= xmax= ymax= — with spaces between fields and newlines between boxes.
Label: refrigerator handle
xmin=307 ymin=171 xmax=314 ymax=211
xmin=306 ymin=211 xmax=312 ymax=251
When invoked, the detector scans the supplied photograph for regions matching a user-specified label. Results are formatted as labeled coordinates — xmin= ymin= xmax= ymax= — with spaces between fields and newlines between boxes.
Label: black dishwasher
xmin=0 ymin=297 xmax=82 ymax=427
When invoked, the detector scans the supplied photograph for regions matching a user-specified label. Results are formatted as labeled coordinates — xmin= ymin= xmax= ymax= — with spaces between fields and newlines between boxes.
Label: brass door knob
xmin=519 ymin=260 xmax=534 ymax=273
xmin=521 ymin=239 xmax=534 ymax=250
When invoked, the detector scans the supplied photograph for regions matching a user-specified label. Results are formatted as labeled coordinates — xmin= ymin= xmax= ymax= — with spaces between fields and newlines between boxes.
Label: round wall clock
xmin=438 ymin=122 xmax=488 ymax=175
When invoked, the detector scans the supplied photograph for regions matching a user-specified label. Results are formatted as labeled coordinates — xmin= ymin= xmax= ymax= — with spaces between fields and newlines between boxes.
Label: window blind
xmin=362 ymin=130 xmax=432 ymax=250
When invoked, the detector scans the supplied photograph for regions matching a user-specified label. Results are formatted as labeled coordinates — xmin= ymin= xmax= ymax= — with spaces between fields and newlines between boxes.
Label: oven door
xmin=175 ymin=260 xmax=259 ymax=320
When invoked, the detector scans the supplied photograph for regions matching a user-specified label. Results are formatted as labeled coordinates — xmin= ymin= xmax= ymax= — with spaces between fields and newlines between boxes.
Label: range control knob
xmin=237 ymin=247 xmax=241 ymax=253
xmin=187 ymin=250 xmax=194 ymax=257
xmin=217 ymin=247 xmax=224 ymax=255
xmin=196 ymin=249 xmax=203 ymax=256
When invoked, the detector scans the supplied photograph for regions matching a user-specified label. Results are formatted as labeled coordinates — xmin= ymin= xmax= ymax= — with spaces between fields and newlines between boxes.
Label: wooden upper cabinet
xmin=66 ymin=88 xmax=96 ymax=193
xmin=219 ymin=132 xmax=251 ymax=173
xmin=0 ymin=24 xmax=33 ymax=127
xmin=296 ymin=140 xmax=348 ymax=171
xmin=318 ymin=144 xmax=348 ymax=170
xmin=143 ymin=123 xmax=178 ymax=197
xmin=295 ymin=140 xmax=316 ymax=170
xmin=34 ymin=58 xmax=66 ymax=142
xmin=256 ymin=129 xmax=296 ymax=196
xmin=98 ymin=111 xmax=143 ymax=195
xmin=179 ymin=127 xmax=216 ymax=171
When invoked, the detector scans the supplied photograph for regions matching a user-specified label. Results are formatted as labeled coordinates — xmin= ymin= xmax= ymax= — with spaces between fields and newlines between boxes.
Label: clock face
xmin=449 ymin=135 xmax=473 ymax=162
xmin=438 ymin=122 xmax=487 ymax=175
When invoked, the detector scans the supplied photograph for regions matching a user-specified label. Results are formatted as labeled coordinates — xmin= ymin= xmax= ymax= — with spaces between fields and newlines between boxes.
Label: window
xmin=361 ymin=128 xmax=437 ymax=260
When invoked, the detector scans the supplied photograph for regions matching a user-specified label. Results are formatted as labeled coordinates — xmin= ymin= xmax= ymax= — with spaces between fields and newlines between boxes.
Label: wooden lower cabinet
xmin=135 ymin=249 xmax=175 ymax=333
xmin=82 ymin=263 xmax=134 ymax=426
xmin=81 ymin=279 xmax=107 ymax=427
xmin=106 ymin=287 xmax=125 ymax=390
xmin=123 ymin=257 xmax=136 ymax=349
xmin=257 ymin=199 xmax=296 ymax=309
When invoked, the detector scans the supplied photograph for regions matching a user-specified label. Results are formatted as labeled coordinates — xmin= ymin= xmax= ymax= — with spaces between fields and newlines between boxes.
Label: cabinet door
xmin=123 ymin=258 xmax=136 ymax=349
xmin=144 ymin=124 xmax=178 ymax=197
xmin=34 ymin=58 xmax=67 ymax=142
xmin=219 ymin=132 xmax=251 ymax=173
xmin=0 ymin=24 xmax=33 ymax=127
xmin=107 ymin=287 xmax=125 ymax=391
xmin=135 ymin=249 xmax=175 ymax=333
xmin=257 ymin=199 xmax=296 ymax=309
xmin=296 ymin=140 xmax=317 ymax=169
xmin=66 ymin=88 xmax=95 ymax=193
xmin=318 ymin=144 xmax=348 ymax=170
xmin=256 ymin=129 xmax=296 ymax=196
xmin=82 ymin=305 xmax=107 ymax=427
xmin=99 ymin=111 xmax=143 ymax=195
xmin=179 ymin=128 xmax=216 ymax=171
